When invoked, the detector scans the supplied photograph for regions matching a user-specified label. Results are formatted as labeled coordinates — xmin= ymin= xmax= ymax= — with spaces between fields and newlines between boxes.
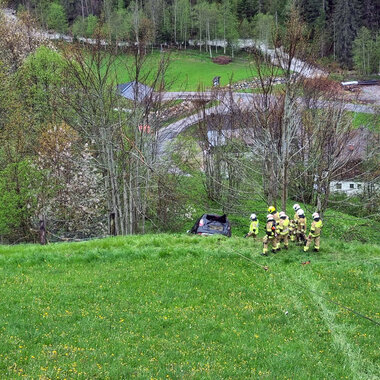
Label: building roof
xmin=117 ymin=81 xmax=153 ymax=102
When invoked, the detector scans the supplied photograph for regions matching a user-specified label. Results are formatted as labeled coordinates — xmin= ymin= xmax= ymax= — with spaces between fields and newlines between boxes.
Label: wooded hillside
xmin=6 ymin=0 xmax=380 ymax=69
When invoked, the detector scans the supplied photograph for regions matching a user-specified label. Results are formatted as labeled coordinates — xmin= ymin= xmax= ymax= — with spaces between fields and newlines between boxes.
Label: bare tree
xmin=56 ymin=35 xmax=172 ymax=235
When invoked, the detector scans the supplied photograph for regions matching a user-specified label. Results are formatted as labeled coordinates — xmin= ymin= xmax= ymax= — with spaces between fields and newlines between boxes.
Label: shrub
xmin=212 ymin=56 xmax=232 ymax=65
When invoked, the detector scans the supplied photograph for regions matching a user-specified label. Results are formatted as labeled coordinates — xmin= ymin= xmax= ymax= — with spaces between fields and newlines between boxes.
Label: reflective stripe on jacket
xmin=249 ymin=221 xmax=259 ymax=234
xmin=266 ymin=221 xmax=276 ymax=237
xmin=298 ymin=217 xmax=307 ymax=231
xmin=279 ymin=218 xmax=289 ymax=235
xmin=310 ymin=220 xmax=323 ymax=237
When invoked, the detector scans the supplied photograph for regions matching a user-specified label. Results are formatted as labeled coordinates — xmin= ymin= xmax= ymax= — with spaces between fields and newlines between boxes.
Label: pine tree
xmin=333 ymin=0 xmax=359 ymax=67
xmin=360 ymin=0 xmax=379 ymax=31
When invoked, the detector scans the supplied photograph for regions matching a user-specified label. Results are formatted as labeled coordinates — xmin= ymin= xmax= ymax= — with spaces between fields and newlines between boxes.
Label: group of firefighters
xmin=246 ymin=204 xmax=323 ymax=255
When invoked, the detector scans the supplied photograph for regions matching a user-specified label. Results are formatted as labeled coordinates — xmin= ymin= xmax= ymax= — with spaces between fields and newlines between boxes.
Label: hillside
xmin=0 ymin=234 xmax=379 ymax=378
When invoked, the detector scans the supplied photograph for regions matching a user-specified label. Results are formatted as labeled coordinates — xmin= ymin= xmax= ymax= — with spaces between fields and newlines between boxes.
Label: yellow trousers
xmin=278 ymin=234 xmax=289 ymax=248
xmin=304 ymin=235 xmax=320 ymax=251
xmin=263 ymin=235 xmax=278 ymax=253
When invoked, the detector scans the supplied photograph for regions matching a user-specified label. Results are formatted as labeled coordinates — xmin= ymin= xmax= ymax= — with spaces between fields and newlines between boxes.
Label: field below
xmin=0 ymin=235 xmax=379 ymax=379
xmin=112 ymin=50 xmax=263 ymax=91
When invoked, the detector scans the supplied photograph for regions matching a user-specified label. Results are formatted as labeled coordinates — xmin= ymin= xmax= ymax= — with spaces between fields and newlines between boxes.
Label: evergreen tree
xmin=360 ymin=0 xmax=379 ymax=31
xmin=299 ymin=0 xmax=321 ymax=25
xmin=333 ymin=0 xmax=359 ymax=67
xmin=237 ymin=0 xmax=259 ymax=21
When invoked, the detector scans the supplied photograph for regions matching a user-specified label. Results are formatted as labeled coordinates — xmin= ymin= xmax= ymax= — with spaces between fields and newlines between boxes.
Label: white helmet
xmin=279 ymin=211 xmax=286 ymax=218
xmin=312 ymin=212 xmax=320 ymax=220
xmin=267 ymin=214 xmax=274 ymax=221
xmin=293 ymin=203 xmax=300 ymax=211
xmin=296 ymin=208 xmax=305 ymax=216
xmin=250 ymin=213 xmax=257 ymax=220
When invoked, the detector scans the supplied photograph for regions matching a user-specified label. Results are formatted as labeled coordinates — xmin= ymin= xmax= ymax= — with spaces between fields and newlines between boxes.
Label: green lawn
xmin=112 ymin=51 xmax=260 ymax=91
xmin=351 ymin=112 xmax=380 ymax=131
xmin=0 ymin=234 xmax=379 ymax=379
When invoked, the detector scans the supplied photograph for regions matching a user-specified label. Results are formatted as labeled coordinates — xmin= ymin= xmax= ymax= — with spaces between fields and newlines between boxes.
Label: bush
xmin=212 ymin=56 xmax=232 ymax=65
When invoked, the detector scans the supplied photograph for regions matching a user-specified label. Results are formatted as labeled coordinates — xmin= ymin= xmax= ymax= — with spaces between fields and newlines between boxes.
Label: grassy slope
xmin=112 ymin=51 xmax=258 ymax=91
xmin=0 ymin=234 xmax=379 ymax=379
xmin=175 ymin=185 xmax=380 ymax=245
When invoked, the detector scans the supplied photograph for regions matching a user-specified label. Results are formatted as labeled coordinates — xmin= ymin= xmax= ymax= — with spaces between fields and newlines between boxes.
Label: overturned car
xmin=190 ymin=214 xmax=231 ymax=237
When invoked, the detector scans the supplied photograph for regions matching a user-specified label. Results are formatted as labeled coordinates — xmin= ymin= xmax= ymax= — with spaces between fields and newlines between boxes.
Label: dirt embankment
xmin=357 ymin=86 xmax=380 ymax=105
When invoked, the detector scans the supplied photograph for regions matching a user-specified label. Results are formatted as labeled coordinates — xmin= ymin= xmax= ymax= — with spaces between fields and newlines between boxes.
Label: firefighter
xmin=293 ymin=203 xmax=301 ymax=218
xmin=289 ymin=219 xmax=297 ymax=242
xmin=268 ymin=205 xmax=280 ymax=225
xmin=262 ymin=214 xmax=278 ymax=256
xmin=245 ymin=213 xmax=259 ymax=238
xmin=293 ymin=203 xmax=301 ymax=224
xmin=291 ymin=203 xmax=300 ymax=237
xmin=277 ymin=211 xmax=290 ymax=250
xmin=296 ymin=208 xmax=307 ymax=244
xmin=304 ymin=212 xmax=323 ymax=252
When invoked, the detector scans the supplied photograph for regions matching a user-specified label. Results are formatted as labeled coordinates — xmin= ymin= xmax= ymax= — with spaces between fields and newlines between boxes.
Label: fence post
xmin=39 ymin=216 xmax=47 ymax=245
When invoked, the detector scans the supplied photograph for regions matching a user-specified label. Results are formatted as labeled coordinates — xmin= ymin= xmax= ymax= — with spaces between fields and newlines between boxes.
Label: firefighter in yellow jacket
xmin=262 ymin=214 xmax=278 ymax=256
xmin=304 ymin=212 xmax=323 ymax=252
xmin=296 ymin=208 xmax=307 ymax=244
xmin=289 ymin=219 xmax=297 ymax=242
xmin=292 ymin=203 xmax=301 ymax=241
xmin=293 ymin=204 xmax=301 ymax=221
xmin=245 ymin=213 xmax=259 ymax=238
xmin=268 ymin=205 xmax=280 ymax=225
xmin=277 ymin=211 xmax=290 ymax=250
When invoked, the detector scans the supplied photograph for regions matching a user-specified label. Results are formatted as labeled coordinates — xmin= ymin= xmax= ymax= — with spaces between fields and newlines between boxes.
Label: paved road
xmin=157 ymin=91 xmax=377 ymax=154
xmin=3 ymin=7 xmax=377 ymax=155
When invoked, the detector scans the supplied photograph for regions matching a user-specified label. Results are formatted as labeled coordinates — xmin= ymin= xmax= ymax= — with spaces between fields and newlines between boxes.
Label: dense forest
xmin=5 ymin=0 xmax=380 ymax=70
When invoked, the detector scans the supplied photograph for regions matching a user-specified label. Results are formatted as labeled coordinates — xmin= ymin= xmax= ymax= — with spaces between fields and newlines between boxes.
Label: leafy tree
xmin=45 ymin=2 xmax=68 ymax=33
xmin=0 ymin=10 xmax=48 ymax=72
xmin=239 ymin=18 xmax=252 ymax=38
xmin=19 ymin=46 xmax=65 ymax=127
xmin=177 ymin=0 xmax=191 ymax=47
xmin=37 ymin=123 xmax=107 ymax=238
xmin=252 ymin=12 xmax=274 ymax=47
xmin=353 ymin=27 xmax=378 ymax=75
xmin=0 ymin=160 xmax=43 ymax=241
xmin=219 ymin=0 xmax=238 ymax=55
xmin=108 ymin=7 xmax=130 ymax=41
xmin=72 ymin=16 xmax=86 ymax=36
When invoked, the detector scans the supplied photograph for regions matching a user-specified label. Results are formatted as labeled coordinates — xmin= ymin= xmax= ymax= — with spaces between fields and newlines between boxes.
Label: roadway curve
xmin=157 ymin=91 xmax=377 ymax=154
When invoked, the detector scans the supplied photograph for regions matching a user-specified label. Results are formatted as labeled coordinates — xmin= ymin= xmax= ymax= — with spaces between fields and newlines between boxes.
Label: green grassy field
xmin=112 ymin=51 xmax=260 ymax=91
xmin=0 ymin=234 xmax=379 ymax=379
xmin=351 ymin=112 xmax=380 ymax=131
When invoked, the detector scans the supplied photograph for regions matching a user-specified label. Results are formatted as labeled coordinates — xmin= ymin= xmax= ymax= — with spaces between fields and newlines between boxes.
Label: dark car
xmin=190 ymin=214 xmax=231 ymax=237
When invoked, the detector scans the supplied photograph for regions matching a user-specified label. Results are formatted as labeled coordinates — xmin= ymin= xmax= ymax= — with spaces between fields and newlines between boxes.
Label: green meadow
xmin=0 ymin=234 xmax=379 ymax=379
xmin=351 ymin=112 xmax=380 ymax=131
xmin=112 ymin=50 xmax=261 ymax=91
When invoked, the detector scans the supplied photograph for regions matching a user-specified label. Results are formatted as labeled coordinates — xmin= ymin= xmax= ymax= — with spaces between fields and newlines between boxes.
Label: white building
xmin=330 ymin=181 xmax=365 ymax=195
xmin=330 ymin=181 xmax=379 ymax=195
